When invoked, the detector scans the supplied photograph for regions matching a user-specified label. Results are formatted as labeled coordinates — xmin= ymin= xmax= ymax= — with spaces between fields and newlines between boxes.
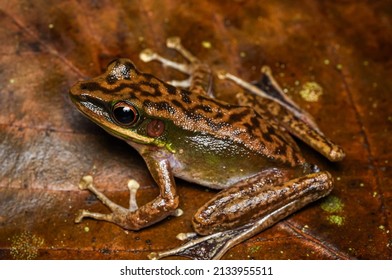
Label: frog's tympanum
xmin=69 ymin=37 xmax=345 ymax=259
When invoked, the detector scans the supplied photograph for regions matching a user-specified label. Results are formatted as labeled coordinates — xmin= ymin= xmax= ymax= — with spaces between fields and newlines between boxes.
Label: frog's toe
xmin=75 ymin=209 xmax=88 ymax=223
xmin=172 ymin=208 xmax=184 ymax=217
xmin=147 ymin=252 xmax=159 ymax=260
xmin=176 ymin=232 xmax=196 ymax=240
xmin=78 ymin=175 xmax=93 ymax=190
xmin=127 ymin=179 xmax=140 ymax=212
xmin=139 ymin=48 xmax=157 ymax=62
xmin=166 ymin=36 xmax=181 ymax=48
xmin=216 ymin=70 xmax=228 ymax=80
xmin=165 ymin=36 xmax=199 ymax=64
xmin=127 ymin=179 xmax=140 ymax=192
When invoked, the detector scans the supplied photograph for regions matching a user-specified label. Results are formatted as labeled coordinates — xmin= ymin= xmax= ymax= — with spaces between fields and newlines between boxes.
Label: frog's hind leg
xmin=149 ymin=171 xmax=333 ymax=260
xmin=219 ymin=69 xmax=345 ymax=162
xmin=140 ymin=37 xmax=214 ymax=97
xmin=218 ymin=67 xmax=320 ymax=131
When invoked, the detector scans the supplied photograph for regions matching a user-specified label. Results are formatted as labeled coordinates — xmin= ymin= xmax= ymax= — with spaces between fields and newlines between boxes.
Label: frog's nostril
xmin=79 ymin=94 xmax=87 ymax=100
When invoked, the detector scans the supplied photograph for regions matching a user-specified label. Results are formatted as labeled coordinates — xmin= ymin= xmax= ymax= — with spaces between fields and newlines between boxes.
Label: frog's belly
xmin=169 ymin=149 xmax=274 ymax=190
xmin=167 ymin=129 xmax=293 ymax=189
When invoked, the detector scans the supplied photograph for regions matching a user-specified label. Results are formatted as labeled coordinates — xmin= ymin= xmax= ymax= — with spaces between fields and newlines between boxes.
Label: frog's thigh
xmin=193 ymin=171 xmax=333 ymax=235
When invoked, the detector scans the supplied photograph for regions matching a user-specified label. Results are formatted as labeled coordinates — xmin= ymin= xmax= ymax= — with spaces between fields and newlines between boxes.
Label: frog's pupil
xmin=113 ymin=102 xmax=137 ymax=126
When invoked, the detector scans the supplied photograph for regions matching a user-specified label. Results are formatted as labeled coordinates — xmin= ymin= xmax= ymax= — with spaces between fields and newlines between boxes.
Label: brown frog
xmin=69 ymin=37 xmax=345 ymax=259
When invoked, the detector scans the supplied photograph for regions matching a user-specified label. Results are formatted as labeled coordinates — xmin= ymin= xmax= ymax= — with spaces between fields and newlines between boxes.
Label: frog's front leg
xmin=75 ymin=158 xmax=179 ymax=230
xmin=149 ymin=171 xmax=333 ymax=260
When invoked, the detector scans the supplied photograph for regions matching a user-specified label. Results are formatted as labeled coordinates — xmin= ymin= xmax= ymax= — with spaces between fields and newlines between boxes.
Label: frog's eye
xmin=112 ymin=101 xmax=139 ymax=126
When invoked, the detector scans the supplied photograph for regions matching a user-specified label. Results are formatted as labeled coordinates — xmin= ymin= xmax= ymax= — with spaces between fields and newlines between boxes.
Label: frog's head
xmin=69 ymin=59 xmax=172 ymax=149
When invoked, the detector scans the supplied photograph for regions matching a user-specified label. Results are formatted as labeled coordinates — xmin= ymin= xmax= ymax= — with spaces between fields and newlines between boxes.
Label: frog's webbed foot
xmin=218 ymin=69 xmax=345 ymax=162
xmin=148 ymin=226 xmax=254 ymax=260
xmin=140 ymin=37 xmax=214 ymax=97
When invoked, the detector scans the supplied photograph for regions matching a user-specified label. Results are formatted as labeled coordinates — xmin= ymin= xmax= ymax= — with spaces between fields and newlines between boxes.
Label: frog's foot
xmin=140 ymin=37 xmax=213 ymax=97
xmin=147 ymin=228 xmax=251 ymax=260
xmin=75 ymin=176 xmax=140 ymax=225
xmin=139 ymin=47 xmax=192 ymax=89
xmin=165 ymin=37 xmax=200 ymax=65
xmin=75 ymin=173 xmax=179 ymax=230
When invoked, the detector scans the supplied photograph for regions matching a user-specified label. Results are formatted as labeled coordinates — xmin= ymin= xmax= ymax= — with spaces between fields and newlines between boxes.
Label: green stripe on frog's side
xmin=70 ymin=59 xmax=304 ymax=168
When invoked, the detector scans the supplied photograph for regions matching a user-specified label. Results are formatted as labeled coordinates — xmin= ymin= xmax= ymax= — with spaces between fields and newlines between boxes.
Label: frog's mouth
xmin=69 ymin=82 xmax=111 ymax=123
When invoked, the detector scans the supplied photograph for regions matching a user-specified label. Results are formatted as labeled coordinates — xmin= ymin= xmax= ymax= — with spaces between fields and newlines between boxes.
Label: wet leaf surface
xmin=0 ymin=0 xmax=391 ymax=259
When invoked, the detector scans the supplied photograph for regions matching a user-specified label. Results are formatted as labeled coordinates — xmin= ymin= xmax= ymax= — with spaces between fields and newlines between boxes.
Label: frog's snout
xmin=69 ymin=81 xmax=86 ymax=100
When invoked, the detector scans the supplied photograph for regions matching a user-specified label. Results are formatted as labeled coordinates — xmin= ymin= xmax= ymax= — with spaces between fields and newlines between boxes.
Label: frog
xmin=69 ymin=37 xmax=345 ymax=259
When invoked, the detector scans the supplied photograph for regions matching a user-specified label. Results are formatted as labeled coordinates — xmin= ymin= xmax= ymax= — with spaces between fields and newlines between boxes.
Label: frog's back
xmin=81 ymin=59 xmax=305 ymax=167
xmin=127 ymin=75 xmax=305 ymax=167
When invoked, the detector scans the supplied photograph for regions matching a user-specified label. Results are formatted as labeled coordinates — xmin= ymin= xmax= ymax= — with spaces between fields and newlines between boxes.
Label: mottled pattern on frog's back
xmin=82 ymin=59 xmax=305 ymax=167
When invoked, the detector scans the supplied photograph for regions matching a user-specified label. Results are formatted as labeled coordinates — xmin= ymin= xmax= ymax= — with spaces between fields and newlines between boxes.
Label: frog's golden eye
xmin=112 ymin=101 xmax=139 ymax=126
